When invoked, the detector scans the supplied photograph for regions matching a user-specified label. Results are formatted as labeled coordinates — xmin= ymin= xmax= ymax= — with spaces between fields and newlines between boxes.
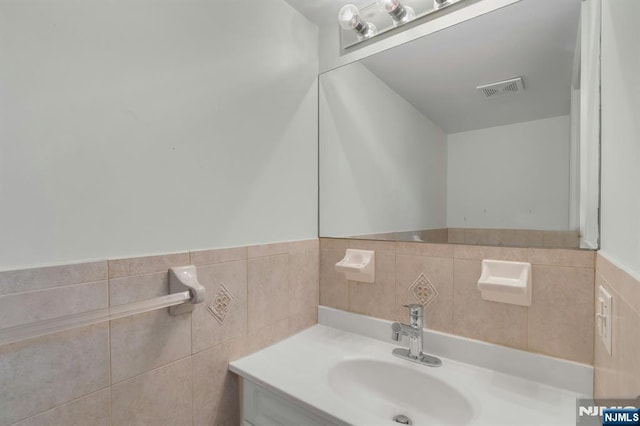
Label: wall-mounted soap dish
xmin=477 ymin=259 xmax=532 ymax=306
xmin=335 ymin=249 xmax=375 ymax=283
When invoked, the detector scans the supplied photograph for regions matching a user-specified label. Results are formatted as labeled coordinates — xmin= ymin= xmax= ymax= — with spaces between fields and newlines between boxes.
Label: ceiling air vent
xmin=477 ymin=77 xmax=524 ymax=98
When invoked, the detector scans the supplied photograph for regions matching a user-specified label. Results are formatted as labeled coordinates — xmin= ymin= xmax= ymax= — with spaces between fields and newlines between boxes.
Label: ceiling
xmin=283 ymin=0 xmax=374 ymax=25
xmin=290 ymin=0 xmax=582 ymax=134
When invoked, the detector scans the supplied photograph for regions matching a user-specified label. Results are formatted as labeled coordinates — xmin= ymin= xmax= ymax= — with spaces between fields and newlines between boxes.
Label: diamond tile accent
xmin=207 ymin=283 xmax=235 ymax=325
xmin=409 ymin=273 xmax=439 ymax=306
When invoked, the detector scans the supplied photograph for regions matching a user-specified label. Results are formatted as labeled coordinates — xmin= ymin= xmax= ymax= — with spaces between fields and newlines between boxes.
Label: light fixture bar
xmin=339 ymin=0 xmax=470 ymax=49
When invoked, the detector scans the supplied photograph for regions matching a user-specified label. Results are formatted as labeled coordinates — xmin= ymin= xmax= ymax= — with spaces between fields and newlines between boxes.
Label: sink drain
xmin=393 ymin=414 xmax=412 ymax=425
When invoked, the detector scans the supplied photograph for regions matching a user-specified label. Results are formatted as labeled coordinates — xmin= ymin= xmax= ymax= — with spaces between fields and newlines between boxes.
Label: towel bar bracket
xmin=169 ymin=265 xmax=206 ymax=316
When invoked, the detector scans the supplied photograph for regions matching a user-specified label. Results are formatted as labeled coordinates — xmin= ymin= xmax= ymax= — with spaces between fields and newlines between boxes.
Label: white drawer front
xmin=242 ymin=380 xmax=339 ymax=426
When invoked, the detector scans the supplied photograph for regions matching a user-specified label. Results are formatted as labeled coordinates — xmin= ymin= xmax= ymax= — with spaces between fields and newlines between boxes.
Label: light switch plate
xmin=597 ymin=286 xmax=612 ymax=355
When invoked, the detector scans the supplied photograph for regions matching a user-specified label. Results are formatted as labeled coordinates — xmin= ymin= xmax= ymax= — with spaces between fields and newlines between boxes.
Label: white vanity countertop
xmin=230 ymin=321 xmax=584 ymax=426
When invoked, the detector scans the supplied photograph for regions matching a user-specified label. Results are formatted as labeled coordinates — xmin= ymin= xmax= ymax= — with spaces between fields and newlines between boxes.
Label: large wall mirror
xmin=319 ymin=0 xmax=600 ymax=249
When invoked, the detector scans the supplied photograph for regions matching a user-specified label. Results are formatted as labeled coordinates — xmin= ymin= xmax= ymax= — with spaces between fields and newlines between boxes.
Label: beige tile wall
xmin=593 ymin=254 xmax=640 ymax=399
xmin=0 ymin=239 xmax=319 ymax=426
xmin=1 ymin=236 xmax=612 ymax=425
xmin=320 ymin=238 xmax=596 ymax=364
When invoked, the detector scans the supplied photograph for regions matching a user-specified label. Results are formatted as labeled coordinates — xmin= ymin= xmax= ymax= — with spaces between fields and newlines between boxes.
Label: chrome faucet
xmin=391 ymin=304 xmax=442 ymax=367
xmin=391 ymin=304 xmax=424 ymax=358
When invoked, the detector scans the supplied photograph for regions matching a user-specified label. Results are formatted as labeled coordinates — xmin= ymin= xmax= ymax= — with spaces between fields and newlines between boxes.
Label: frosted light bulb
xmin=338 ymin=4 xmax=376 ymax=38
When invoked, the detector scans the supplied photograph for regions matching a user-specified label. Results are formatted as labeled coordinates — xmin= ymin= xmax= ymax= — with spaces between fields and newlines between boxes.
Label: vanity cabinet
xmin=241 ymin=379 xmax=343 ymax=426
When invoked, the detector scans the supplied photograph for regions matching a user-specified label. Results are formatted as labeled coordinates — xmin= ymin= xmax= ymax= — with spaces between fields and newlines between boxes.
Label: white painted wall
xmin=0 ymin=0 xmax=318 ymax=270
xmin=599 ymin=0 xmax=640 ymax=278
xmin=319 ymin=62 xmax=447 ymax=237
xmin=447 ymin=116 xmax=571 ymax=230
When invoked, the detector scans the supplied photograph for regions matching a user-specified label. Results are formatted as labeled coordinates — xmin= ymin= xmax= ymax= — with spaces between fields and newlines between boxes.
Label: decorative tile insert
xmin=409 ymin=273 xmax=439 ymax=306
xmin=207 ymin=284 xmax=235 ymax=325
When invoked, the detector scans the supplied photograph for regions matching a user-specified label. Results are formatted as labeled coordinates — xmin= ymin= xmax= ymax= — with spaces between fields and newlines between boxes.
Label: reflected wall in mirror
xmin=319 ymin=0 xmax=600 ymax=249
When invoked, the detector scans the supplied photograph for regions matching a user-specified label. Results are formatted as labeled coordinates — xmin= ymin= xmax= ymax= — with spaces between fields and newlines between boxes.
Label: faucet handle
xmin=403 ymin=304 xmax=423 ymax=317
xmin=391 ymin=322 xmax=402 ymax=341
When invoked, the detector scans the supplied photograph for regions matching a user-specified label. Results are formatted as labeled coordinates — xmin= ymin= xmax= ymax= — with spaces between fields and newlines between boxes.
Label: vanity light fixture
xmin=377 ymin=0 xmax=415 ymax=25
xmin=338 ymin=0 xmax=466 ymax=49
xmin=338 ymin=4 xmax=377 ymax=39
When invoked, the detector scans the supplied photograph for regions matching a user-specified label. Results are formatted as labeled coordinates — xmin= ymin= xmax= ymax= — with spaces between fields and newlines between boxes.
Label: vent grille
xmin=477 ymin=77 xmax=524 ymax=98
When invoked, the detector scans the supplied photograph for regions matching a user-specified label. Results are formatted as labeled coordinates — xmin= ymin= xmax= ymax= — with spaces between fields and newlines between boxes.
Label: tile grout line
xmin=286 ymin=250 xmax=291 ymax=336
xmin=190 ymin=341 xmax=194 ymax=426
xmin=0 ymin=279 xmax=110 ymax=299
xmin=107 ymin=252 xmax=191 ymax=279
xmin=451 ymin=256 xmax=456 ymax=334
xmin=0 ymin=261 xmax=109 ymax=291
xmin=109 ymin=383 xmax=113 ymax=426
xmin=10 ymin=387 xmax=113 ymax=426
xmin=393 ymin=249 xmax=397 ymax=323
xmin=245 ymin=255 xmax=250 ymax=350
xmin=107 ymin=260 xmax=114 ymax=426
xmin=525 ymin=250 xmax=532 ymax=352
xmin=109 ymin=354 xmax=193 ymax=389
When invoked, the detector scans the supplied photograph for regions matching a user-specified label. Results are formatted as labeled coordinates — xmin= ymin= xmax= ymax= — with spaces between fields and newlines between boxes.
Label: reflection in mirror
xmin=319 ymin=0 xmax=600 ymax=249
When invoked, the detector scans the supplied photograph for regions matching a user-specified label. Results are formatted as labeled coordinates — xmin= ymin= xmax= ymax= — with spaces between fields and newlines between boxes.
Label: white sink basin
xmin=328 ymin=358 xmax=475 ymax=425
xmin=230 ymin=308 xmax=591 ymax=426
